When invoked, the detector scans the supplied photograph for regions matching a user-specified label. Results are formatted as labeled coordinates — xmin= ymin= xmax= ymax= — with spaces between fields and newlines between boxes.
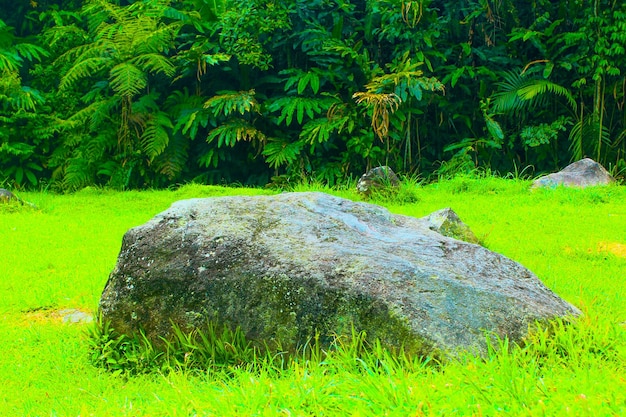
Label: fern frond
xmin=11 ymin=86 xmax=44 ymax=112
xmin=203 ymin=90 xmax=258 ymax=117
xmin=140 ymin=112 xmax=173 ymax=160
xmin=42 ymin=23 xmax=88 ymax=49
xmin=262 ymin=138 xmax=304 ymax=168
xmin=55 ymin=38 xmax=111 ymax=67
xmin=90 ymin=96 xmax=121 ymax=131
xmin=134 ymin=23 xmax=179 ymax=54
xmin=84 ymin=0 xmax=129 ymax=32
xmin=85 ymin=132 xmax=115 ymax=161
xmin=206 ymin=118 xmax=266 ymax=147
xmin=153 ymin=133 xmax=188 ymax=179
xmin=59 ymin=56 xmax=111 ymax=90
xmin=268 ymin=96 xmax=335 ymax=126
xmin=62 ymin=154 xmax=94 ymax=191
xmin=130 ymin=53 xmax=176 ymax=77
xmin=109 ymin=62 xmax=147 ymax=98
xmin=13 ymin=43 xmax=49 ymax=62
xmin=66 ymin=100 xmax=104 ymax=127
xmin=0 ymin=54 xmax=19 ymax=72
xmin=300 ymin=115 xmax=351 ymax=144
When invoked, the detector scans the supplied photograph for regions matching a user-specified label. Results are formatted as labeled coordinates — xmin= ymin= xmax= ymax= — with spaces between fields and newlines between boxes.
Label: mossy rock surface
xmin=99 ymin=192 xmax=580 ymax=357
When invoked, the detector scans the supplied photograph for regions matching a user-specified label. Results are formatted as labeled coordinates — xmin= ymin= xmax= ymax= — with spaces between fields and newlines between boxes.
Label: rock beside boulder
xmin=356 ymin=166 xmax=400 ymax=196
xmin=532 ymin=158 xmax=614 ymax=189
xmin=99 ymin=192 xmax=580 ymax=358
xmin=422 ymin=208 xmax=480 ymax=245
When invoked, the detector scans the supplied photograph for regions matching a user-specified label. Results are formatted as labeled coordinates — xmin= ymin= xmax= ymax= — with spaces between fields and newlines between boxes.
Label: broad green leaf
xmin=25 ymin=170 xmax=37 ymax=186
xmin=451 ymin=67 xmax=465 ymax=88
xmin=15 ymin=166 xmax=23 ymax=185
xmin=485 ymin=116 xmax=504 ymax=141
xmin=310 ymin=73 xmax=320 ymax=94
xmin=543 ymin=62 xmax=554 ymax=78
xmin=297 ymin=73 xmax=310 ymax=95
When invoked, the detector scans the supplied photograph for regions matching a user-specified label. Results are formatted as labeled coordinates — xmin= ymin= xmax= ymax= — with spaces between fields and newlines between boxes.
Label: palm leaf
xmin=517 ymin=79 xmax=576 ymax=110
xmin=568 ymin=117 xmax=610 ymax=161
xmin=492 ymin=70 xmax=576 ymax=114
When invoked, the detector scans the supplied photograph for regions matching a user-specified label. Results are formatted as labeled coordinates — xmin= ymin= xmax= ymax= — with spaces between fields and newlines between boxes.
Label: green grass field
xmin=1 ymin=179 xmax=625 ymax=416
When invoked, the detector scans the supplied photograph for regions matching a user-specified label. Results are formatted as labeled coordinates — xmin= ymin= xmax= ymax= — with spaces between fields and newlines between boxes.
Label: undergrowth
xmin=87 ymin=317 xmax=440 ymax=377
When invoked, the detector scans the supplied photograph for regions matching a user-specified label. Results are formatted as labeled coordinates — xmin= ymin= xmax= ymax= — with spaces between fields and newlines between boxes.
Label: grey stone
xmin=0 ymin=188 xmax=37 ymax=208
xmin=99 ymin=192 xmax=580 ymax=358
xmin=0 ymin=188 xmax=18 ymax=203
xmin=59 ymin=309 xmax=94 ymax=324
xmin=532 ymin=158 xmax=615 ymax=189
xmin=422 ymin=208 xmax=480 ymax=245
xmin=356 ymin=166 xmax=400 ymax=196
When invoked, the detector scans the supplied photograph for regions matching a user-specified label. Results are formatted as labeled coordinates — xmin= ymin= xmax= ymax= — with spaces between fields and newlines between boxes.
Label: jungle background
xmin=2 ymin=0 xmax=626 ymax=190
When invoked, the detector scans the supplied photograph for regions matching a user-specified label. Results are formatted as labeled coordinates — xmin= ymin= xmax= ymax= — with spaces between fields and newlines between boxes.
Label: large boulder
xmin=99 ymin=192 xmax=580 ymax=357
xmin=532 ymin=158 xmax=615 ymax=189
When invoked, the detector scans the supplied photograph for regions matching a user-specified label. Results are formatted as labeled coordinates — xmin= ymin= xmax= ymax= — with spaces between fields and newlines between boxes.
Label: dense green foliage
xmin=2 ymin=0 xmax=626 ymax=189
xmin=1 ymin=181 xmax=624 ymax=415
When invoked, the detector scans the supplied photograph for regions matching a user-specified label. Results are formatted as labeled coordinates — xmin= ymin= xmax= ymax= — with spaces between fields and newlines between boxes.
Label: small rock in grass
xmin=357 ymin=166 xmax=400 ymax=196
xmin=59 ymin=309 xmax=93 ymax=324
xmin=422 ymin=207 xmax=480 ymax=245
xmin=0 ymin=188 xmax=18 ymax=203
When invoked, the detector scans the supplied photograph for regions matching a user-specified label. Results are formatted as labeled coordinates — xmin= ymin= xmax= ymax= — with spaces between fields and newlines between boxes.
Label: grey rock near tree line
xmin=0 ymin=188 xmax=37 ymax=208
xmin=532 ymin=158 xmax=614 ymax=189
xmin=356 ymin=166 xmax=400 ymax=196
xmin=99 ymin=192 xmax=581 ymax=357
xmin=0 ymin=188 xmax=18 ymax=203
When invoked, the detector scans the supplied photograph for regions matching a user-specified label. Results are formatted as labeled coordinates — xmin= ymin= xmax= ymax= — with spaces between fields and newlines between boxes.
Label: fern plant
xmin=0 ymin=18 xmax=49 ymax=188
xmin=204 ymin=89 xmax=267 ymax=147
xmin=50 ymin=0 xmax=186 ymax=189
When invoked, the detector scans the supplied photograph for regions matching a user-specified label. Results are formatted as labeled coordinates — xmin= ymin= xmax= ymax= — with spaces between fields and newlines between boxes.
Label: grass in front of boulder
xmin=0 ymin=179 xmax=625 ymax=416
